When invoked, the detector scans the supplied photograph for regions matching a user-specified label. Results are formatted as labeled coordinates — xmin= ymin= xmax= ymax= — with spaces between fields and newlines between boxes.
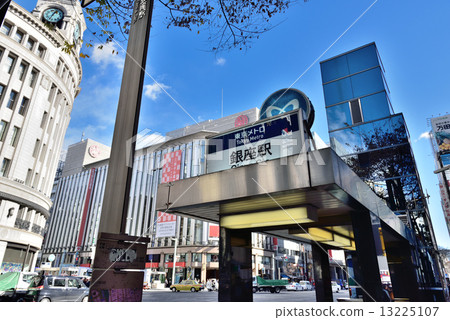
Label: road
xmin=142 ymin=289 xmax=349 ymax=302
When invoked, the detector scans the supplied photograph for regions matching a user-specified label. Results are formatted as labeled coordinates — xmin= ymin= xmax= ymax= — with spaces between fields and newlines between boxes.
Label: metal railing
xmin=14 ymin=218 xmax=30 ymax=231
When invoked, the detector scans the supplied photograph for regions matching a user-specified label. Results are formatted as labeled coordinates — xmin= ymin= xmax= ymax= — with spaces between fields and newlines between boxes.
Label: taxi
xmin=170 ymin=280 xmax=204 ymax=292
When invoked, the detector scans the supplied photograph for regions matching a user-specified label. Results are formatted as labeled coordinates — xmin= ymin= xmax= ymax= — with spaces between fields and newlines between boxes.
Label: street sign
xmin=206 ymin=110 xmax=305 ymax=173
xmin=92 ymin=233 xmax=148 ymax=270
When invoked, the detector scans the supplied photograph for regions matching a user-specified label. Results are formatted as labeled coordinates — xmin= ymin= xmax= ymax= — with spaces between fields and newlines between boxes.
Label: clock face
xmin=43 ymin=8 xmax=64 ymax=23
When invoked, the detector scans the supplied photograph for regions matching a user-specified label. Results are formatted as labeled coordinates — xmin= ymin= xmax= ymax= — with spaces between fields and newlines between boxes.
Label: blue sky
xmin=19 ymin=0 xmax=450 ymax=247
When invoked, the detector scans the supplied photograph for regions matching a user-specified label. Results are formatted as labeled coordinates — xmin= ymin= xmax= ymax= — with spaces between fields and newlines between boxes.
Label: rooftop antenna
xmin=81 ymin=131 xmax=85 ymax=141
xmin=221 ymin=88 xmax=223 ymax=118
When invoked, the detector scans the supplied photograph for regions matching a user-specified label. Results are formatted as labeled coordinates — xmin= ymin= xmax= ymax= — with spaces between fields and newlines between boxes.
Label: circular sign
xmin=234 ymin=115 xmax=249 ymax=127
xmin=259 ymin=88 xmax=315 ymax=128
xmin=48 ymin=254 xmax=56 ymax=262
xmin=88 ymin=145 xmax=100 ymax=158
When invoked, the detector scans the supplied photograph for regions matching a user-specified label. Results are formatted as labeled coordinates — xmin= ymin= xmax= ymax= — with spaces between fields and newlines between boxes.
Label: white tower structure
xmin=0 ymin=0 xmax=85 ymax=272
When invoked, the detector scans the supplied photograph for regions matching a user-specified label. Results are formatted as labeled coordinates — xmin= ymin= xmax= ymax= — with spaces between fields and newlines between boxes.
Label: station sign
xmin=206 ymin=110 xmax=305 ymax=173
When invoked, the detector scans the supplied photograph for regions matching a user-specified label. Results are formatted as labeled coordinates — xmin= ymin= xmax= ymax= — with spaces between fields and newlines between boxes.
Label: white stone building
xmin=0 ymin=0 xmax=85 ymax=273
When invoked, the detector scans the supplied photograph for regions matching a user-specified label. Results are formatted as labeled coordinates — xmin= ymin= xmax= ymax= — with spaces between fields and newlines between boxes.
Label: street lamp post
xmin=170 ymin=237 xmax=178 ymax=285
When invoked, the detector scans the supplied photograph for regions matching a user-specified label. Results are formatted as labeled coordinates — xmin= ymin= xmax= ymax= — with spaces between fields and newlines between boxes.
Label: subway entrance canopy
xmin=156 ymin=89 xmax=422 ymax=302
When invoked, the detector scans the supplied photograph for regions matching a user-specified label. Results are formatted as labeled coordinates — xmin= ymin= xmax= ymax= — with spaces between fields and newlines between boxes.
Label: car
xmin=298 ymin=280 xmax=313 ymax=291
xmin=285 ymin=282 xmax=302 ymax=291
xmin=25 ymin=275 xmax=89 ymax=302
xmin=331 ymin=281 xmax=340 ymax=293
xmin=0 ymin=271 xmax=38 ymax=301
xmin=170 ymin=280 xmax=204 ymax=292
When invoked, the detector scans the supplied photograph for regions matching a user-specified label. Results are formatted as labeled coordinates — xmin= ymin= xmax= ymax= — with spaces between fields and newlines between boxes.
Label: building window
xmin=0 ymin=120 xmax=9 ymax=141
xmin=349 ymin=99 xmax=363 ymax=124
xmin=29 ymin=69 xmax=38 ymax=87
xmin=13 ymin=30 xmax=24 ymax=43
xmin=18 ymin=62 xmax=28 ymax=81
xmin=4 ymin=55 xmax=16 ymax=74
xmin=56 ymin=60 xmax=62 ymax=74
xmin=40 ymin=144 xmax=47 ymax=162
xmin=192 ymin=253 xmax=202 ymax=263
xmin=25 ymin=38 xmax=35 ymax=51
xmin=32 ymin=139 xmax=40 ymax=157
xmin=10 ymin=126 xmax=20 ymax=147
xmin=18 ymin=97 xmax=29 ymax=116
xmin=40 ymin=111 xmax=48 ymax=128
xmin=0 ymin=22 xmax=11 ymax=36
xmin=0 ymin=158 xmax=11 ymax=177
xmin=48 ymin=84 xmax=56 ymax=102
xmin=37 ymin=45 xmax=45 ymax=58
xmin=0 ymin=84 xmax=5 ymax=101
xmin=25 ymin=169 xmax=32 ymax=186
xmin=6 ymin=91 xmax=17 ymax=109
xmin=206 ymin=254 xmax=219 ymax=263
xmin=47 ymin=117 xmax=53 ymax=133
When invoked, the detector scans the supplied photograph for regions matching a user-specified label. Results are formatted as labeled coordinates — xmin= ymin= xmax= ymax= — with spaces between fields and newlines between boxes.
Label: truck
xmin=0 ymin=271 xmax=38 ymax=301
xmin=252 ymin=276 xmax=288 ymax=293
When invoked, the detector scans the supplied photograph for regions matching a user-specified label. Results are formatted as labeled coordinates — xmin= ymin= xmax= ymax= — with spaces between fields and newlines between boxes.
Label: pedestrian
xmin=381 ymin=284 xmax=391 ymax=302
xmin=206 ymin=279 xmax=212 ymax=291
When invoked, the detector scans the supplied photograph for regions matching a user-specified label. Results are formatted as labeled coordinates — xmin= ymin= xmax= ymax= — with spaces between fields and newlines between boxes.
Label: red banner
xmin=165 ymin=262 xmax=186 ymax=268
xmin=161 ymin=150 xmax=182 ymax=183
xmin=77 ymin=168 xmax=96 ymax=247
xmin=145 ymin=262 xmax=160 ymax=269
xmin=209 ymin=224 xmax=219 ymax=238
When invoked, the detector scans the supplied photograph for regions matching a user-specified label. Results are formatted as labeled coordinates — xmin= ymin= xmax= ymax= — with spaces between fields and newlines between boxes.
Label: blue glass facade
xmin=320 ymin=43 xmax=441 ymax=288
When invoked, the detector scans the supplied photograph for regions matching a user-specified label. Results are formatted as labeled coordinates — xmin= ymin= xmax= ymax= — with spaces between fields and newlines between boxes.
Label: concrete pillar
xmin=311 ymin=244 xmax=333 ymax=302
xmin=218 ymin=227 xmax=253 ymax=302
xmin=350 ymin=211 xmax=387 ymax=302
xmin=31 ymin=249 xmax=39 ymax=271
xmin=201 ymin=252 xmax=207 ymax=282
xmin=0 ymin=241 xmax=7 ymax=267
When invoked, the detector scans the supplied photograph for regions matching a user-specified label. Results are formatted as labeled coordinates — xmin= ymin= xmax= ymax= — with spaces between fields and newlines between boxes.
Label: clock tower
xmin=32 ymin=0 xmax=86 ymax=50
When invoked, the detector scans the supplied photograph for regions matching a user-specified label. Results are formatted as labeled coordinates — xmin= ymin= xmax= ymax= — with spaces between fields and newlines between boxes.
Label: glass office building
xmin=320 ymin=43 xmax=442 ymax=290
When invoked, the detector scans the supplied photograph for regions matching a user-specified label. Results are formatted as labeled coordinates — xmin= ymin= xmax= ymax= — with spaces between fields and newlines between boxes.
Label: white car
xmin=285 ymin=282 xmax=301 ymax=291
xmin=298 ymin=280 xmax=313 ymax=291
xmin=331 ymin=281 xmax=340 ymax=293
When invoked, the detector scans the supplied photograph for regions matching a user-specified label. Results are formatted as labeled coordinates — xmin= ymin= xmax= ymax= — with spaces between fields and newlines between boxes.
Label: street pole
xmin=172 ymin=238 xmax=178 ymax=285
xmin=58 ymin=250 xmax=66 ymax=276
xmin=85 ymin=0 xmax=154 ymax=301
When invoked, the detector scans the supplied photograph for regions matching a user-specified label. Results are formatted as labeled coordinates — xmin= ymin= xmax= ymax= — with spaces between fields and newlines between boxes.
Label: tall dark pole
xmin=88 ymin=0 xmax=154 ymax=302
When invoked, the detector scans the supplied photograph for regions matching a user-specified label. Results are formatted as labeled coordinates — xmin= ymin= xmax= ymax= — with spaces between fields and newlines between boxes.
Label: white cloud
xmin=91 ymin=42 xmax=125 ymax=69
xmin=144 ymin=83 xmax=170 ymax=100
xmin=417 ymin=131 xmax=431 ymax=142
xmin=215 ymin=57 xmax=226 ymax=66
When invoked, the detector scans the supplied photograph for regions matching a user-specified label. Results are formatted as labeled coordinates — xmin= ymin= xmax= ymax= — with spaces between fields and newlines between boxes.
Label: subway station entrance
xmin=156 ymin=89 xmax=437 ymax=302
xmin=156 ymin=147 xmax=422 ymax=302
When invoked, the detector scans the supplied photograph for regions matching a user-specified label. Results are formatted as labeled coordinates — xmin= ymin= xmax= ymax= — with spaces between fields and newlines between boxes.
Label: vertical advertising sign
xmin=76 ymin=168 xmax=96 ymax=248
xmin=431 ymin=115 xmax=450 ymax=153
xmin=155 ymin=212 xmax=177 ymax=238
xmin=161 ymin=150 xmax=182 ymax=183
xmin=208 ymin=223 xmax=220 ymax=239
xmin=156 ymin=150 xmax=182 ymax=237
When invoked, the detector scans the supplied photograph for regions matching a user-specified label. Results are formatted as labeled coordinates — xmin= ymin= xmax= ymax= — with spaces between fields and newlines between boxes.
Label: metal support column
xmin=350 ymin=211 xmax=386 ymax=302
xmin=311 ymin=244 xmax=333 ymax=302
xmin=218 ymin=227 xmax=253 ymax=302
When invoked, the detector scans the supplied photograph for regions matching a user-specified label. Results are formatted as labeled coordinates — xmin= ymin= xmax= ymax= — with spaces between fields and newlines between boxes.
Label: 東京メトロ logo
xmin=259 ymin=88 xmax=315 ymax=128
